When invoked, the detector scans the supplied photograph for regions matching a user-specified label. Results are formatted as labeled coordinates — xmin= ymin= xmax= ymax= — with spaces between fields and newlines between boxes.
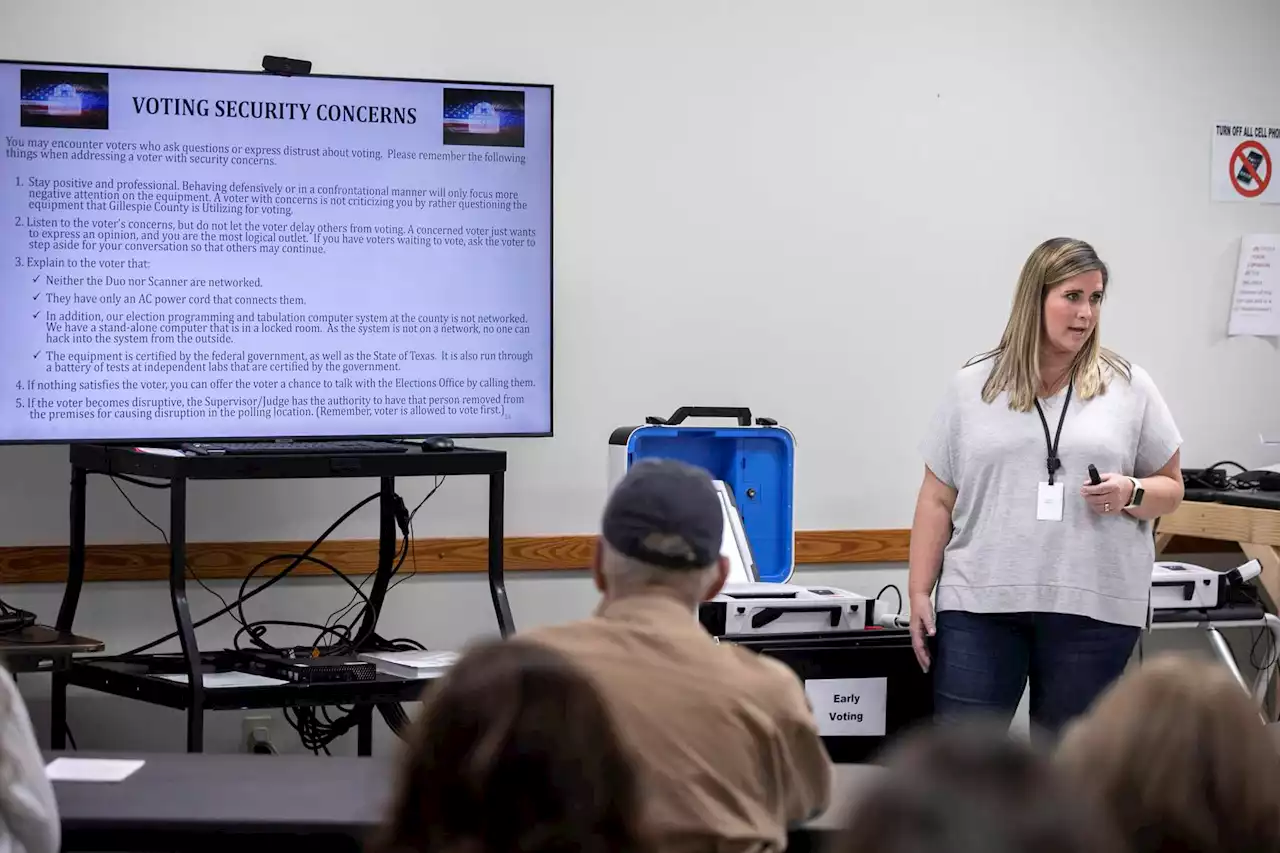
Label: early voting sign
xmin=1213 ymin=122 xmax=1279 ymax=203
xmin=804 ymin=677 xmax=888 ymax=737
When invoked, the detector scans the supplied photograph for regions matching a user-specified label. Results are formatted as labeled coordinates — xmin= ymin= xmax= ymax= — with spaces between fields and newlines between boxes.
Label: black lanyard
xmin=1033 ymin=382 xmax=1072 ymax=486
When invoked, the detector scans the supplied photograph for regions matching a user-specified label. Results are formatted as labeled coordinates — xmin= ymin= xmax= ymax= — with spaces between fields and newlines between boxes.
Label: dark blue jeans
xmin=933 ymin=610 xmax=1140 ymax=735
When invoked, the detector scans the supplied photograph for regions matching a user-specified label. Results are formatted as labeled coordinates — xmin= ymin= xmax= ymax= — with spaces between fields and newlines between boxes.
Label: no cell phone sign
xmin=1213 ymin=122 xmax=1280 ymax=204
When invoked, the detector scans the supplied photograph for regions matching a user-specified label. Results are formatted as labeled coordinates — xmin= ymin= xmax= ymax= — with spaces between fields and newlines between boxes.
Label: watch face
xmin=1133 ymin=487 xmax=1144 ymax=506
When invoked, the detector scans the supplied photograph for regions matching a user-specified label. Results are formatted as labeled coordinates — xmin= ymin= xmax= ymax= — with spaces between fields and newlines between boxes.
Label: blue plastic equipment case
xmin=608 ymin=406 xmax=795 ymax=584
xmin=609 ymin=406 xmax=934 ymax=764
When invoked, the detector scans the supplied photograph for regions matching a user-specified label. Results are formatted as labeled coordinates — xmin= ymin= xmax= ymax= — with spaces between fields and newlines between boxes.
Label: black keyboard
xmin=182 ymin=440 xmax=408 ymax=456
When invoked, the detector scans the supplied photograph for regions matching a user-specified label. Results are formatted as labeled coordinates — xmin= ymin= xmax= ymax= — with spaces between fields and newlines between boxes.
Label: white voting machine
xmin=698 ymin=481 xmax=871 ymax=638
xmin=1147 ymin=558 xmax=1280 ymax=721
xmin=1151 ymin=559 xmax=1261 ymax=611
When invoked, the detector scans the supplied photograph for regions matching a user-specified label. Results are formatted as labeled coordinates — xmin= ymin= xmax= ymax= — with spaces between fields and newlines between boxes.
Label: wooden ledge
xmin=1158 ymin=501 xmax=1280 ymax=548
xmin=0 ymin=529 xmax=912 ymax=584
xmin=0 ymin=528 xmax=1237 ymax=585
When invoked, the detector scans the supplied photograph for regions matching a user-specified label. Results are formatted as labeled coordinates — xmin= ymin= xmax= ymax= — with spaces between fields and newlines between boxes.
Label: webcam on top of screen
xmin=262 ymin=55 xmax=312 ymax=76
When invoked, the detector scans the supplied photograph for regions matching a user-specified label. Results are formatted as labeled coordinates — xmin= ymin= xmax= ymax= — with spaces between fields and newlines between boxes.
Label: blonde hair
xmin=974 ymin=238 xmax=1131 ymax=412
xmin=1057 ymin=654 xmax=1280 ymax=853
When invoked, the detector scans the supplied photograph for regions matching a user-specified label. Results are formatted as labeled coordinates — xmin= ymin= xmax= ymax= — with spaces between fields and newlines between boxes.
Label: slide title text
xmin=132 ymin=97 xmax=417 ymax=125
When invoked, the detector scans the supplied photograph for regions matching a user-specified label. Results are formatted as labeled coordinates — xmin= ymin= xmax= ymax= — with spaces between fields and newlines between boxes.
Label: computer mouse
xmin=423 ymin=436 xmax=455 ymax=452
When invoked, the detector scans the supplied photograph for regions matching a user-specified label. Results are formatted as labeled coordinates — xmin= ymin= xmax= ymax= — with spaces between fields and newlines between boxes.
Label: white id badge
xmin=1037 ymin=482 xmax=1064 ymax=522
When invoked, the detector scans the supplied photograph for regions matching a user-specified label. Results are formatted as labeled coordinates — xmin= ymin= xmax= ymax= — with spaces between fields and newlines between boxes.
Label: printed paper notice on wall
xmin=1228 ymin=235 xmax=1280 ymax=337
xmin=1212 ymin=122 xmax=1279 ymax=204
xmin=804 ymin=677 xmax=887 ymax=737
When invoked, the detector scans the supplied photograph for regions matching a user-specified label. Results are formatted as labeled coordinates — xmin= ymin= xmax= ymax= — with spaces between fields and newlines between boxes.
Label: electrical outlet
xmin=242 ymin=714 xmax=274 ymax=754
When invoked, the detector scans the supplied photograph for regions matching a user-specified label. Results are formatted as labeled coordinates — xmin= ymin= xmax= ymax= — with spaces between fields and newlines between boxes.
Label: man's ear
xmin=591 ymin=541 xmax=608 ymax=595
xmin=702 ymin=555 xmax=730 ymax=601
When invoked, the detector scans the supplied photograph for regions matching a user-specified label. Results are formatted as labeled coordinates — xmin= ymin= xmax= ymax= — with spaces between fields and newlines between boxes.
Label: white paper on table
xmin=1228 ymin=235 xmax=1280 ymax=336
xmin=155 ymin=671 xmax=288 ymax=688
xmin=46 ymin=757 xmax=144 ymax=782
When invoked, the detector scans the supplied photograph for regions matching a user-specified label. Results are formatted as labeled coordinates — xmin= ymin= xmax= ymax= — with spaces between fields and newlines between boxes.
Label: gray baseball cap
xmin=601 ymin=458 xmax=723 ymax=570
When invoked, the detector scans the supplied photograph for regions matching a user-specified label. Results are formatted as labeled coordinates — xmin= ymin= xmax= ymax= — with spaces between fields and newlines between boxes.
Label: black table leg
xmin=488 ymin=471 xmax=514 ymax=637
xmin=57 ymin=466 xmax=88 ymax=633
xmin=167 ymin=477 xmax=204 ymax=752
xmin=356 ymin=477 xmax=398 ymax=649
xmin=356 ymin=706 xmax=374 ymax=756
xmin=52 ymin=464 xmax=88 ymax=750
xmin=50 ymin=673 xmax=67 ymax=750
xmin=354 ymin=481 xmax=398 ymax=755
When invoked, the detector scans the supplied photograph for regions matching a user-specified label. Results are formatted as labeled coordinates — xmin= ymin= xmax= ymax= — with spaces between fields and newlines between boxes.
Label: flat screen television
xmin=0 ymin=60 xmax=553 ymax=444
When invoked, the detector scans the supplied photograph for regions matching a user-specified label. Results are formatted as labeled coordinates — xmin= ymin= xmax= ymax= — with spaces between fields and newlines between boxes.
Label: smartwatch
xmin=1124 ymin=477 xmax=1144 ymax=509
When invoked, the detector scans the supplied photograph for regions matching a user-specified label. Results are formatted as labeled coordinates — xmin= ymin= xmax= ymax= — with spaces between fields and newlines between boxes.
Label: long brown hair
xmin=373 ymin=639 xmax=648 ymax=853
xmin=1057 ymin=654 xmax=1280 ymax=853
xmin=974 ymin=237 xmax=1131 ymax=412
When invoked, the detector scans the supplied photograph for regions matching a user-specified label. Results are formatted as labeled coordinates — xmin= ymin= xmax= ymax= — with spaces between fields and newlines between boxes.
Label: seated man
xmin=525 ymin=458 xmax=831 ymax=853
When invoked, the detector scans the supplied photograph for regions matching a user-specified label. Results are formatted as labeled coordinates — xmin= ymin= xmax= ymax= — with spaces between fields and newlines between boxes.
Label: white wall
xmin=1 ymin=0 xmax=1279 ymax=752
xmin=3 ymin=0 xmax=1280 ymax=546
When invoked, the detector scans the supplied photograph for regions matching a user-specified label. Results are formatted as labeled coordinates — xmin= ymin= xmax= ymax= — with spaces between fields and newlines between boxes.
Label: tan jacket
xmin=524 ymin=594 xmax=832 ymax=853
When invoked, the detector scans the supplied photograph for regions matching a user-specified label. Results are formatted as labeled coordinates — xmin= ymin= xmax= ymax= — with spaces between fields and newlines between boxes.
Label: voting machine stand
xmin=50 ymin=443 xmax=511 ymax=754
xmin=610 ymin=407 xmax=933 ymax=763
xmin=1147 ymin=559 xmax=1280 ymax=720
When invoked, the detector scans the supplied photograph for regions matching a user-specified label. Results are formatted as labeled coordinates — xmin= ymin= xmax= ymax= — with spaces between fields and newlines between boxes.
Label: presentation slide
xmin=0 ymin=61 xmax=552 ymax=442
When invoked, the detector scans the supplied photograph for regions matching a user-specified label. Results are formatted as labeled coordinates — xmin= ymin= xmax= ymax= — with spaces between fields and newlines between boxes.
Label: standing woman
xmin=907 ymin=237 xmax=1183 ymax=735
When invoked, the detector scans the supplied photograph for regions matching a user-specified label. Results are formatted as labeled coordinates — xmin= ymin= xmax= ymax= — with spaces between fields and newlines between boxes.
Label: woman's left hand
xmin=1081 ymin=473 xmax=1135 ymax=516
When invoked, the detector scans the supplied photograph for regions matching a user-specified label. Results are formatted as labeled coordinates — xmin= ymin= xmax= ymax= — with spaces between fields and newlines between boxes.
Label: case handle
xmin=751 ymin=605 xmax=842 ymax=630
xmin=1151 ymin=580 xmax=1196 ymax=602
xmin=646 ymin=407 xmax=753 ymax=427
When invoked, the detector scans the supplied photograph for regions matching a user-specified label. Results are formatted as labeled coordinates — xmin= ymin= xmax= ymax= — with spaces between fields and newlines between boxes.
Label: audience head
xmin=594 ymin=458 xmax=728 ymax=606
xmin=375 ymin=638 xmax=647 ymax=853
xmin=1057 ymin=653 xmax=1280 ymax=853
xmin=832 ymin=720 xmax=1125 ymax=853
